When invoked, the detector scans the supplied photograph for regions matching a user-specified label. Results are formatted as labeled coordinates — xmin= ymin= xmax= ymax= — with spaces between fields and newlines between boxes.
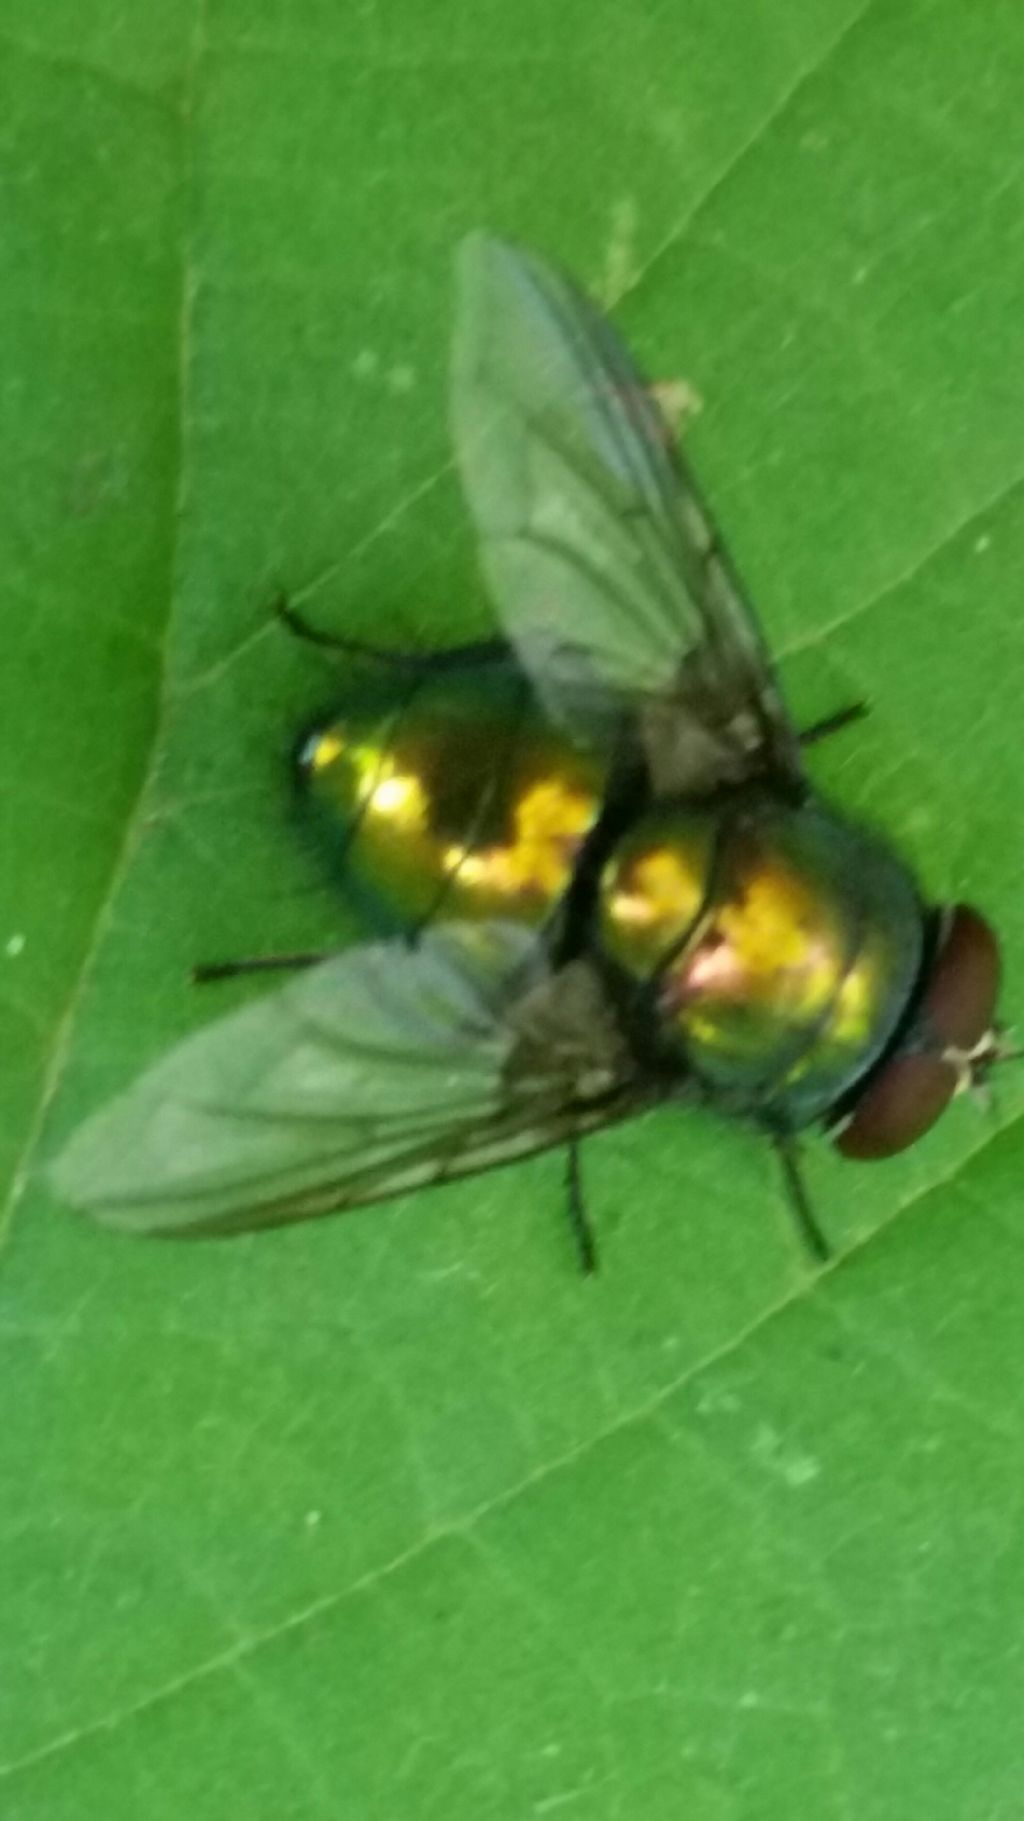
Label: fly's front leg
xmin=771 ymin=1133 xmax=831 ymax=1264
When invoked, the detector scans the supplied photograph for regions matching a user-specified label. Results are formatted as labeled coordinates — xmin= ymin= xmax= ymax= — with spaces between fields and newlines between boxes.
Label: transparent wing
xmin=50 ymin=923 xmax=642 ymax=1238
xmin=451 ymin=234 xmax=802 ymax=793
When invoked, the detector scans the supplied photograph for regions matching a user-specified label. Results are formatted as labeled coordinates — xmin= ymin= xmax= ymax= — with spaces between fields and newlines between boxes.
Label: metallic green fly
xmin=51 ymin=235 xmax=1007 ymax=1263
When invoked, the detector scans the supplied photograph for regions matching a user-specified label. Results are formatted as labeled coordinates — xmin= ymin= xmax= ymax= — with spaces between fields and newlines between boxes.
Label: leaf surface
xmin=4 ymin=3 xmax=1024 ymax=1814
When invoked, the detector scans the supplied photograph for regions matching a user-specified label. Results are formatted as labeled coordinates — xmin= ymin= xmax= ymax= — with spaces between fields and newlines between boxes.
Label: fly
xmin=51 ymin=236 xmax=1010 ymax=1265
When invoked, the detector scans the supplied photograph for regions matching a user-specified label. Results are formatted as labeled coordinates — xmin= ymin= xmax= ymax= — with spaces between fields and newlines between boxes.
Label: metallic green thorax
xmin=599 ymin=794 xmax=925 ymax=1128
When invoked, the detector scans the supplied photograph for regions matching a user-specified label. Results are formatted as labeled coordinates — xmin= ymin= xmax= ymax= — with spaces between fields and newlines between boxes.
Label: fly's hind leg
xmin=275 ymin=593 xmax=508 ymax=672
xmin=565 ymin=1139 xmax=599 ymax=1275
xmin=192 ymin=950 xmax=334 ymax=985
xmin=799 ymin=702 xmax=868 ymax=747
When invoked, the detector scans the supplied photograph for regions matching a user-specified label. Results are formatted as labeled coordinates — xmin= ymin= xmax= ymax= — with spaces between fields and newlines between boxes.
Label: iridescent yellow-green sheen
xmin=300 ymin=667 xmax=923 ymax=1130
xmin=298 ymin=666 xmax=606 ymax=933
xmin=600 ymin=796 xmax=923 ymax=1124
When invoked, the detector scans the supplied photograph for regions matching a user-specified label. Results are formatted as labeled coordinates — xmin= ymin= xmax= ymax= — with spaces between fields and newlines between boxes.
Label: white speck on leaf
xmin=5 ymin=933 xmax=25 ymax=958
xmin=649 ymin=379 xmax=704 ymax=438
xmin=696 ymin=1385 xmax=739 ymax=1417
xmin=602 ymin=197 xmax=639 ymax=303
xmin=753 ymin=1423 xmax=820 ymax=1488
xmin=387 ymin=364 xmax=416 ymax=394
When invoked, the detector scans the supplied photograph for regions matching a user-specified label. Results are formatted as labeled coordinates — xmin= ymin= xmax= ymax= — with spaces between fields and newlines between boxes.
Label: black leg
xmin=192 ymin=950 xmax=333 ymax=985
xmin=565 ymin=1140 xmax=598 ymax=1275
xmin=277 ymin=595 xmax=414 ymax=661
xmin=275 ymin=594 xmax=508 ymax=672
xmin=772 ymin=1135 xmax=831 ymax=1264
xmin=798 ymin=701 xmax=868 ymax=747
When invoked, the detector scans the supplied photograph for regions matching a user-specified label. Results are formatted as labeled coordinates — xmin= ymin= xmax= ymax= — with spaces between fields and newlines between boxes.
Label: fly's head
xmin=833 ymin=904 xmax=1006 ymax=1159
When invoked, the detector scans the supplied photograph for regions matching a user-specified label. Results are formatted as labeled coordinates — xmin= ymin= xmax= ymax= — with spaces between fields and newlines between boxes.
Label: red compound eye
xmin=836 ymin=905 xmax=999 ymax=1161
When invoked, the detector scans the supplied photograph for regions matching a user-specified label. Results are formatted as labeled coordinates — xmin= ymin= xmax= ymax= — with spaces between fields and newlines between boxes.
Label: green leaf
xmin=4 ymin=2 xmax=1024 ymax=1815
